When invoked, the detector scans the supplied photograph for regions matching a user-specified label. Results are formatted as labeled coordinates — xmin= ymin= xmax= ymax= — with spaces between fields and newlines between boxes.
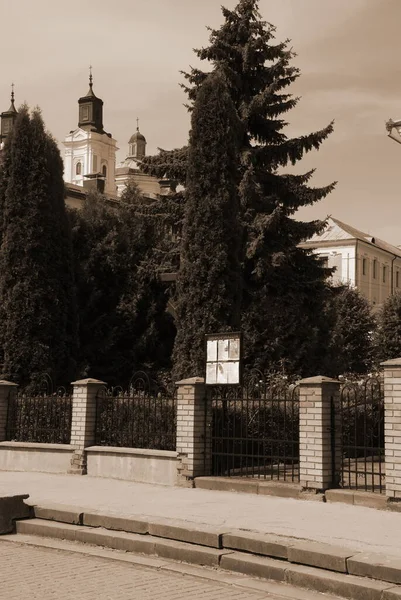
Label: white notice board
xmin=205 ymin=333 xmax=241 ymax=385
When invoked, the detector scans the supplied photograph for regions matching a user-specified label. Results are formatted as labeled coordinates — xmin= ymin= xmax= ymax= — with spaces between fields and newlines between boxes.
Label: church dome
xmin=129 ymin=129 xmax=146 ymax=144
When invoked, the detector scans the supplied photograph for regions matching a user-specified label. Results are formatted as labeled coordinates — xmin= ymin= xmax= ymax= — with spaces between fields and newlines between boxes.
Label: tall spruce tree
xmin=172 ymin=71 xmax=243 ymax=378
xmin=142 ymin=0 xmax=335 ymax=375
xmin=0 ymin=107 xmax=77 ymax=387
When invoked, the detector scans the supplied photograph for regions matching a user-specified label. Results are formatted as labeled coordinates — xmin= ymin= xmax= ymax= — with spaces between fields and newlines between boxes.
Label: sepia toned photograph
xmin=0 ymin=1 xmax=401 ymax=598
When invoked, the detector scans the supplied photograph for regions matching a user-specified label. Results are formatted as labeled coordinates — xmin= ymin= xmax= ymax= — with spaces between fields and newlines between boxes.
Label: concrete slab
xmin=220 ymin=552 xmax=287 ymax=582
xmin=148 ymin=518 xmax=223 ymax=548
xmin=16 ymin=518 xmax=78 ymax=542
xmin=222 ymin=531 xmax=290 ymax=559
xmin=83 ymin=512 xmax=148 ymax=534
xmin=383 ymin=587 xmax=401 ymax=599
xmin=154 ymin=537 xmax=231 ymax=567
xmin=286 ymin=563 xmax=394 ymax=600
xmin=348 ymin=553 xmax=401 ymax=585
xmin=325 ymin=490 xmax=355 ymax=505
xmin=258 ymin=481 xmax=301 ymax=499
xmin=34 ymin=504 xmax=82 ymax=525
xmin=195 ymin=477 xmax=259 ymax=494
xmin=353 ymin=492 xmax=387 ymax=510
xmin=287 ymin=540 xmax=357 ymax=573
xmin=0 ymin=494 xmax=31 ymax=534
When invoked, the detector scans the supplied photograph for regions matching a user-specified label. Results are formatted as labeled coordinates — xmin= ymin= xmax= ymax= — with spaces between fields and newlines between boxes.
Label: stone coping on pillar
xmin=298 ymin=376 xmax=339 ymax=385
xmin=0 ymin=380 xmax=18 ymax=387
xmin=71 ymin=378 xmax=107 ymax=386
xmin=175 ymin=377 xmax=205 ymax=386
xmin=381 ymin=358 xmax=401 ymax=368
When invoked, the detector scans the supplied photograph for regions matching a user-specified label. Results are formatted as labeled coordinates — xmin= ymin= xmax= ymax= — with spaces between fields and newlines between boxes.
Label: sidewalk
xmin=1 ymin=471 xmax=401 ymax=558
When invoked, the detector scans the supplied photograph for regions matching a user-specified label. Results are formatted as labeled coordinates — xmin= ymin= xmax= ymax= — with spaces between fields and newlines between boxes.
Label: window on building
xmin=102 ymin=165 xmax=107 ymax=177
xmin=320 ymin=256 xmax=329 ymax=268
xmin=383 ymin=266 xmax=387 ymax=283
xmin=397 ymin=271 xmax=400 ymax=288
xmin=76 ymin=162 xmax=81 ymax=175
xmin=362 ymin=258 xmax=367 ymax=275
xmin=93 ymin=155 xmax=98 ymax=172
xmin=373 ymin=259 xmax=377 ymax=279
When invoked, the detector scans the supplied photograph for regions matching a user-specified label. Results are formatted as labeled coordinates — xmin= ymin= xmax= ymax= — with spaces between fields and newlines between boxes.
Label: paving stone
xmin=0 ymin=542 xmax=273 ymax=600
xmin=348 ymin=552 xmax=401 ymax=584
xmin=287 ymin=540 xmax=356 ymax=573
xmin=286 ymin=563 xmax=393 ymax=600
xmin=34 ymin=504 xmax=83 ymax=525
xmin=220 ymin=552 xmax=287 ymax=582
xmin=222 ymin=530 xmax=290 ymax=559
xmin=83 ymin=511 xmax=148 ymax=534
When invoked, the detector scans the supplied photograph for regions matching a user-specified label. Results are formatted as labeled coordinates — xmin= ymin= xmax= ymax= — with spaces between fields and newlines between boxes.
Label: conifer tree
xmin=376 ymin=291 xmax=401 ymax=362
xmin=172 ymin=71 xmax=243 ymax=378
xmin=69 ymin=193 xmax=174 ymax=385
xmin=324 ymin=286 xmax=376 ymax=376
xmin=0 ymin=107 xmax=77 ymax=387
xmin=142 ymin=0 xmax=335 ymax=375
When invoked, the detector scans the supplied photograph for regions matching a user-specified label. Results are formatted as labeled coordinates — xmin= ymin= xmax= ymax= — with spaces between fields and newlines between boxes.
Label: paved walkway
xmin=1 ymin=472 xmax=401 ymax=557
xmin=0 ymin=541 xmax=277 ymax=600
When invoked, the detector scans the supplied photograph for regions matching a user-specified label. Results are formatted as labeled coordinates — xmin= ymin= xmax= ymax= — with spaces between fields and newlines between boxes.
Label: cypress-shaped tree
xmin=172 ymin=71 xmax=243 ymax=379
xmin=0 ymin=107 xmax=77 ymax=387
xmin=376 ymin=291 xmax=401 ymax=362
xmin=324 ymin=286 xmax=376 ymax=376
xmin=142 ymin=0 xmax=335 ymax=375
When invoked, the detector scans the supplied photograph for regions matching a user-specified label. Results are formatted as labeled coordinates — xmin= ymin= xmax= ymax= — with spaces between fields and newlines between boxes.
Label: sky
xmin=1 ymin=0 xmax=401 ymax=244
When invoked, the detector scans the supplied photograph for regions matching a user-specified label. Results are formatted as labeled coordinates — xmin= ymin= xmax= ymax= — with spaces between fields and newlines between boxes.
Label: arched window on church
xmin=102 ymin=165 xmax=107 ymax=178
xmin=76 ymin=162 xmax=82 ymax=176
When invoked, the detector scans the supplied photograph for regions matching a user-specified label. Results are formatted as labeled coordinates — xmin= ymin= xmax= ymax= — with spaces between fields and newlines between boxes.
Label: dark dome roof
xmin=129 ymin=129 xmax=146 ymax=144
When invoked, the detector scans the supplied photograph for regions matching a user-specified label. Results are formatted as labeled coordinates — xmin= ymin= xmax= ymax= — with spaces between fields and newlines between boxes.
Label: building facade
xmin=0 ymin=76 xmax=175 ymax=201
xmin=300 ymin=217 xmax=401 ymax=308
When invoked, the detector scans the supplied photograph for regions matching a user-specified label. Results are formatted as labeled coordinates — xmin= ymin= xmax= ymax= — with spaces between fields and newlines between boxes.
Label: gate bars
xmin=209 ymin=372 xmax=300 ymax=481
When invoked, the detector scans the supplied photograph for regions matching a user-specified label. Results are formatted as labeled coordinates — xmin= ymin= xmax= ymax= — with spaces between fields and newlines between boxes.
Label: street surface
xmin=0 ymin=540 xmax=326 ymax=600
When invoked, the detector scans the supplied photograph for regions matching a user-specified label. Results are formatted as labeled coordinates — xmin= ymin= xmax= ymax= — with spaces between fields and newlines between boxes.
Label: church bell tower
xmin=0 ymin=84 xmax=18 ymax=144
xmin=63 ymin=68 xmax=118 ymax=197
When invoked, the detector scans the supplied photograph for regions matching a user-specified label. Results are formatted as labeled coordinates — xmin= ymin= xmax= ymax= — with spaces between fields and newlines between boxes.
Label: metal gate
xmin=209 ymin=372 xmax=299 ymax=481
xmin=338 ymin=375 xmax=385 ymax=493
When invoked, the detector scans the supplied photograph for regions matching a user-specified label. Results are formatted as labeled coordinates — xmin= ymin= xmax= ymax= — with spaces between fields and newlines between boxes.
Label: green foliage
xmin=172 ymin=71 xmax=243 ymax=379
xmin=0 ymin=107 xmax=77 ymax=387
xmin=376 ymin=291 xmax=401 ymax=362
xmin=69 ymin=194 xmax=175 ymax=385
xmin=142 ymin=0 xmax=335 ymax=377
xmin=324 ymin=286 xmax=376 ymax=376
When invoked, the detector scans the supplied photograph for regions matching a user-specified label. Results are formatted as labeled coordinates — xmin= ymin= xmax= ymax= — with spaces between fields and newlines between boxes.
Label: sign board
xmin=205 ymin=332 xmax=242 ymax=385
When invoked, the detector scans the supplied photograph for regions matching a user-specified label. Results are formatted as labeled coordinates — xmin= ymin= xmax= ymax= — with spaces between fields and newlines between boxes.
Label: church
xmin=0 ymin=74 xmax=175 ymax=206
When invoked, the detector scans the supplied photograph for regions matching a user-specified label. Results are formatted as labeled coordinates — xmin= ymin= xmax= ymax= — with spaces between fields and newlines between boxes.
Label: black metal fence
xmin=95 ymin=372 xmax=176 ymax=451
xmin=337 ymin=375 xmax=385 ymax=493
xmin=6 ymin=376 xmax=72 ymax=444
xmin=209 ymin=372 xmax=299 ymax=481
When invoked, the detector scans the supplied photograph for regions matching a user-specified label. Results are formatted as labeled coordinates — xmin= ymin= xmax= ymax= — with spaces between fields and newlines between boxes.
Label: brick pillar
xmin=175 ymin=377 xmax=210 ymax=487
xmin=0 ymin=381 xmax=18 ymax=441
xmin=298 ymin=376 xmax=340 ymax=492
xmin=382 ymin=358 xmax=401 ymax=500
xmin=68 ymin=378 xmax=106 ymax=475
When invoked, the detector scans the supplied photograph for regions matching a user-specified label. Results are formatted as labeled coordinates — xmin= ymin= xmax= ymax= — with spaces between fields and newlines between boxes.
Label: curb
xmin=10 ymin=504 xmax=401 ymax=600
xmin=194 ymin=477 xmax=392 ymax=510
